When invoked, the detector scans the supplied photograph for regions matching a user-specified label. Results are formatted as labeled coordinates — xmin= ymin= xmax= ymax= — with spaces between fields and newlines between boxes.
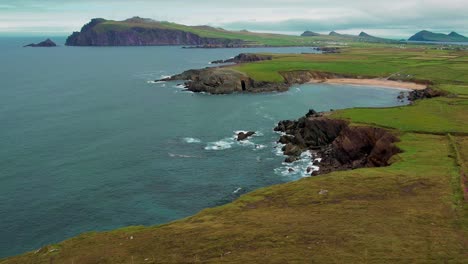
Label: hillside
xmin=409 ymin=30 xmax=468 ymax=42
xmin=327 ymin=31 xmax=396 ymax=43
xmin=66 ymin=17 xmax=398 ymax=46
xmin=3 ymin=46 xmax=467 ymax=263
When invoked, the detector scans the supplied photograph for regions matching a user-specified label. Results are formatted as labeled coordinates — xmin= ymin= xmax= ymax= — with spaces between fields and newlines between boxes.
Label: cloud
xmin=0 ymin=0 xmax=467 ymax=38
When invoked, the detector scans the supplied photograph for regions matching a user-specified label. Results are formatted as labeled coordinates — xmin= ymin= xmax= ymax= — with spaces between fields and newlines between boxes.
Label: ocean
xmin=0 ymin=37 xmax=407 ymax=257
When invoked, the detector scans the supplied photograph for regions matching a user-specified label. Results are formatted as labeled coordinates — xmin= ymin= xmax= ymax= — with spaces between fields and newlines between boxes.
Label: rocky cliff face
xmin=275 ymin=111 xmax=401 ymax=175
xmin=66 ymin=18 xmax=246 ymax=46
xmin=160 ymin=68 xmax=289 ymax=94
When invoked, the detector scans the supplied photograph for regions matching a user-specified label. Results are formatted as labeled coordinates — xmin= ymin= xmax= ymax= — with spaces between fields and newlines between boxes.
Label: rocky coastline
xmin=275 ymin=110 xmax=401 ymax=176
xmin=66 ymin=18 xmax=247 ymax=46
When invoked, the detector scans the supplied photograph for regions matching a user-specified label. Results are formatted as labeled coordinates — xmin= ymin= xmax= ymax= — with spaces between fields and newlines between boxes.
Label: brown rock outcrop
xmin=275 ymin=111 xmax=401 ymax=173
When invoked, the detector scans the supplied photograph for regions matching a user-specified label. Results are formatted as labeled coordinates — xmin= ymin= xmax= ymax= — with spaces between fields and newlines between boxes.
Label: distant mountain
xmin=328 ymin=31 xmax=396 ymax=43
xmin=301 ymin=31 xmax=320 ymax=37
xmin=358 ymin=32 xmax=371 ymax=37
xmin=408 ymin=30 xmax=468 ymax=42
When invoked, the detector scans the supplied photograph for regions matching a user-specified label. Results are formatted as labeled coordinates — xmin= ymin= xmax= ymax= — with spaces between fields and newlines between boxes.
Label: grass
xmin=233 ymin=47 xmax=468 ymax=84
xmin=332 ymin=97 xmax=468 ymax=134
xmin=2 ymin=46 xmax=468 ymax=263
xmin=2 ymin=133 xmax=467 ymax=263
xmin=90 ymin=19 xmax=403 ymax=47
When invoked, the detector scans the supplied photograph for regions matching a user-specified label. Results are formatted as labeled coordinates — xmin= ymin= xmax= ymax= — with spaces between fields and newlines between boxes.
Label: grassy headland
xmin=2 ymin=45 xmax=468 ymax=263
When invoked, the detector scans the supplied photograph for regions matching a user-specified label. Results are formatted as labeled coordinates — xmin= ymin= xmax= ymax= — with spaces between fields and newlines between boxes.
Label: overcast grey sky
xmin=0 ymin=0 xmax=467 ymax=38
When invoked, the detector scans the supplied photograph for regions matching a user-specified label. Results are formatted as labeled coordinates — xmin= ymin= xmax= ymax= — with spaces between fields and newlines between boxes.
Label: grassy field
xmin=91 ymin=19 xmax=399 ymax=47
xmin=2 ymin=46 xmax=468 ymax=263
xmin=233 ymin=47 xmax=468 ymax=84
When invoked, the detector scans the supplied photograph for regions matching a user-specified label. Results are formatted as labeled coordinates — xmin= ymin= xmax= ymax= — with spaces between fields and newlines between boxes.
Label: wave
xmin=168 ymin=153 xmax=198 ymax=158
xmin=233 ymin=187 xmax=242 ymax=194
xmin=274 ymin=150 xmax=320 ymax=178
xmin=205 ymin=138 xmax=234 ymax=150
xmin=183 ymin=137 xmax=202 ymax=144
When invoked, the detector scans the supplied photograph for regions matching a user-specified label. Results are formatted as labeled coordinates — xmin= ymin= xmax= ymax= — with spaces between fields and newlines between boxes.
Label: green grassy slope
xmin=233 ymin=47 xmax=468 ymax=84
xmin=2 ymin=46 xmax=468 ymax=263
xmin=90 ymin=18 xmax=397 ymax=47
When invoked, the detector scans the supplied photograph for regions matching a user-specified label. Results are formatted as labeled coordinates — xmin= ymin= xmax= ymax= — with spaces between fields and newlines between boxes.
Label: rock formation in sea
xmin=237 ymin=131 xmax=256 ymax=141
xmin=24 ymin=39 xmax=57 ymax=47
xmin=211 ymin=53 xmax=272 ymax=64
xmin=275 ymin=110 xmax=401 ymax=175
xmin=65 ymin=17 xmax=247 ymax=46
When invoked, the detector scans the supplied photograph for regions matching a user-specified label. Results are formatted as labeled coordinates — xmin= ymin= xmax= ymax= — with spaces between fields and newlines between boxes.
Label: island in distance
xmin=24 ymin=38 xmax=57 ymax=47
xmin=408 ymin=30 xmax=468 ymax=42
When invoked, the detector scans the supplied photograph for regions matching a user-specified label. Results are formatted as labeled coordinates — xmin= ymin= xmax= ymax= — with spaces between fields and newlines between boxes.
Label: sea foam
xmin=183 ymin=137 xmax=202 ymax=144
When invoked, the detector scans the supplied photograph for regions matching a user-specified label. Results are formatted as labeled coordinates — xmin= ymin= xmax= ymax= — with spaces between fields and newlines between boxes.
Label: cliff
xmin=160 ymin=67 xmax=289 ymax=94
xmin=65 ymin=17 xmax=246 ymax=46
xmin=275 ymin=110 xmax=401 ymax=175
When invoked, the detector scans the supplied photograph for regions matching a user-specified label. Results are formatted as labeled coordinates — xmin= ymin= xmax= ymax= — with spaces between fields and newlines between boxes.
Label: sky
xmin=0 ymin=0 xmax=467 ymax=38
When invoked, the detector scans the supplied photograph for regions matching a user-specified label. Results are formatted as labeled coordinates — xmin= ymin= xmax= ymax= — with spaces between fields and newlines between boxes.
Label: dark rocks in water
xmin=397 ymin=92 xmax=406 ymax=100
xmin=158 ymin=67 xmax=289 ymax=94
xmin=24 ymin=38 xmax=57 ymax=47
xmin=288 ymin=168 xmax=295 ymax=173
xmin=282 ymin=143 xmax=303 ymax=157
xmin=407 ymin=88 xmax=446 ymax=101
xmin=275 ymin=111 xmax=401 ymax=175
xmin=237 ymin=131 xmax=255 ymax=141
xmin=211 ymin=53 xmax=273 ymax=64
xmin=301 ymin=31 xmax=320 ymax=37
xmin=285 ymin=156 xmax=299 ymax=163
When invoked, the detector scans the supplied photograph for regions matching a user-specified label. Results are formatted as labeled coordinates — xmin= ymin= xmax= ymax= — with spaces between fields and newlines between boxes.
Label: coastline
xmin=309 ymin=78 xmax=427 ymax=90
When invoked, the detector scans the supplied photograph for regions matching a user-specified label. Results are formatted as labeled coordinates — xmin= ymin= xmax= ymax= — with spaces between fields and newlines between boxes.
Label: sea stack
xmin=24 ymin=38 xmax=57 ymax=47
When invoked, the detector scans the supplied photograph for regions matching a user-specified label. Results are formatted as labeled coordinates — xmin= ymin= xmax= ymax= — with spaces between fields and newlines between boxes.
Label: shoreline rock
xmin=211 ymin=53 xmax=273 ymax=64
xmin=237 ymin=131 xmax=256 ymax=141
xmin=158 ymin=67 xmax=289 ymax=94
xmin=275 ymin=110 xmax=401 ymax=175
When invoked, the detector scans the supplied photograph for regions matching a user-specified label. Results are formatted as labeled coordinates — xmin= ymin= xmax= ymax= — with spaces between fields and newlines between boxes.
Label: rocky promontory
xmin=275 ymin=110 xmax=400 ymax=175
xmin=66 ymin=17 xmax=247 ymax=46
xmin=211 ymin=53 xmax=272 ymax=64
xmin=24 ymin=39 xmax=57 ymax=47
xmin=159 ymin=67 xmax=289 ymax=94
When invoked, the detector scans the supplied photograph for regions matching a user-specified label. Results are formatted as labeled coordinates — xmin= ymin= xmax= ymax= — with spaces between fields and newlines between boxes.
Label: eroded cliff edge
xmin=66 ymin=18 xmax=246 ymax=46
xmin=275 ymin=110 xmax=401 ymax=176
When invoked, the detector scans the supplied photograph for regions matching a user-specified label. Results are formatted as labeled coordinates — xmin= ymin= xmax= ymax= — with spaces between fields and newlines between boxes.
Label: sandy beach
xmin=309 ymin=78 xmax=427 ymax=90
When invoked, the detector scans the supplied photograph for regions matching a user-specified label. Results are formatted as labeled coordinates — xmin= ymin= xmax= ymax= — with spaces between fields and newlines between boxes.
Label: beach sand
xmin=309 ymin=78 xmax=427 ymax=90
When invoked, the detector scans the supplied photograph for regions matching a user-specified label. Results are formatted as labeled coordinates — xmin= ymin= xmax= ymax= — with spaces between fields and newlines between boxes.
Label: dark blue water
xmin=0 ymin=37 xmax=407 ymax=258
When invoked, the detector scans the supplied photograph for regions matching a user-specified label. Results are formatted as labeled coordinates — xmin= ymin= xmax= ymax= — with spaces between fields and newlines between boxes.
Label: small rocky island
xmin=24 ymin=39 xmax=57 ymax=47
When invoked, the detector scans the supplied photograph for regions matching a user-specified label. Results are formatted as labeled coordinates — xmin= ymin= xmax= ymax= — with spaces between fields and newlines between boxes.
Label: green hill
xmin=66 ymin=17 xmax=398 ymax=46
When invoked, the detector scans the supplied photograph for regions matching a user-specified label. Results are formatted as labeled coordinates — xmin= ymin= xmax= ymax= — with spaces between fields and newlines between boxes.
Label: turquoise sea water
xmin=0 ymin=37 xmax=407 ymax=257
